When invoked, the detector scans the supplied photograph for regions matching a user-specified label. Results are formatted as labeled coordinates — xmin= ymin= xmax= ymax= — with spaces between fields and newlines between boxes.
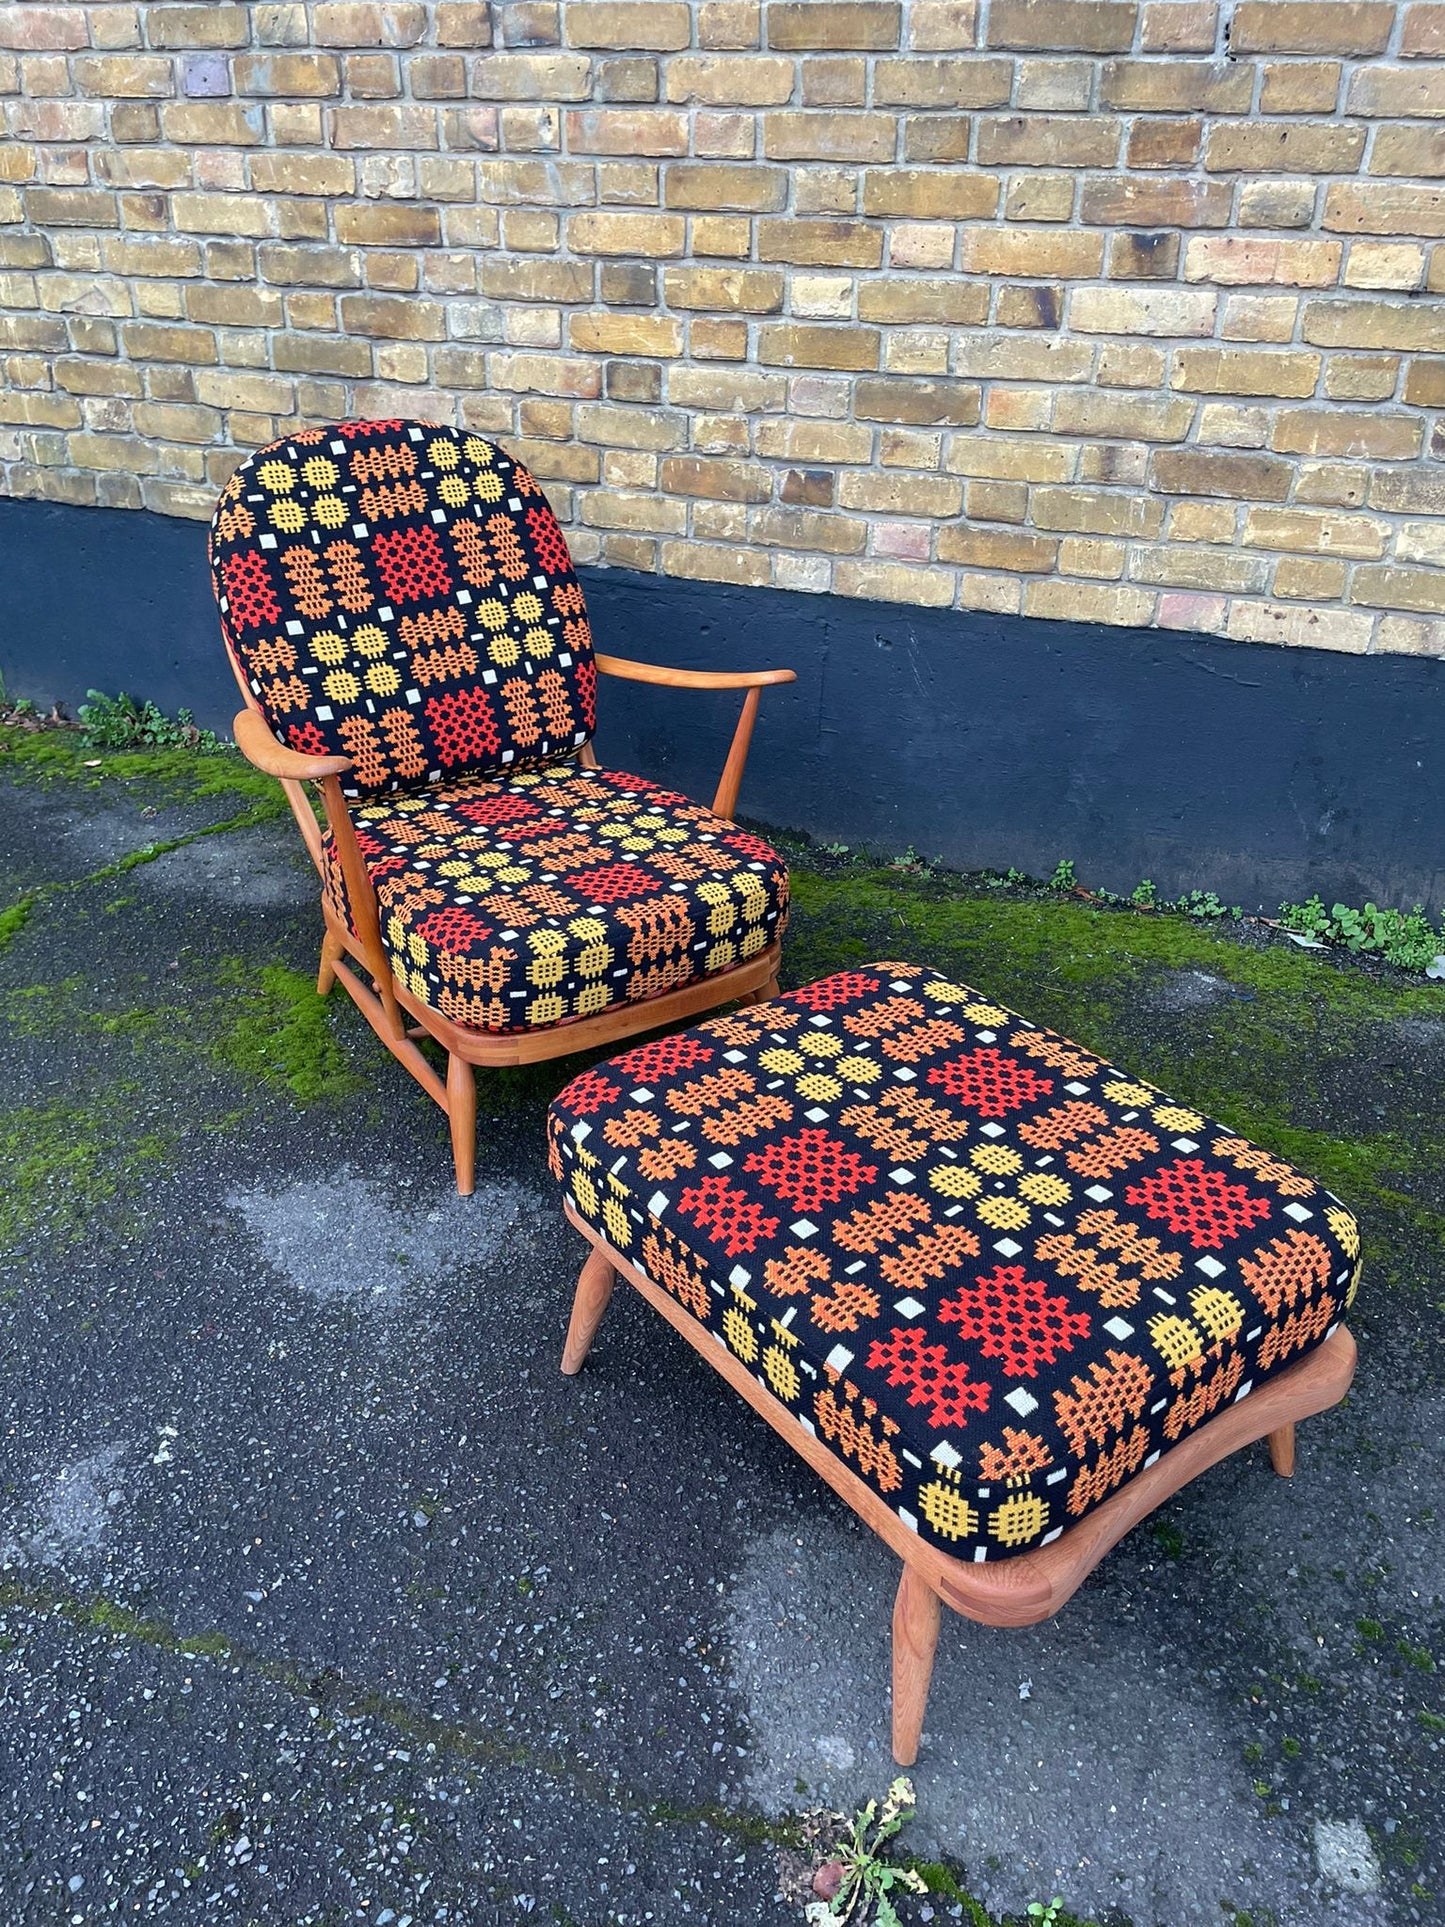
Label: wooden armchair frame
xmin=225 ymin=646 xmax=795 ymax=1194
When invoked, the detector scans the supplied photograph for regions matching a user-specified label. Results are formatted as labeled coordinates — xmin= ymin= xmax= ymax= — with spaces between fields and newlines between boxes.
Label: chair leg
xmin=741 ymin=974 xmax=781 ymax=1008
xmin=1267 ymin=1422 xmax=1296 ymax=1477
xmin=317 ymin=929 xmax=342 ymax=996
xmin=446 ymin=1052 xmax=477 ymax=1197
xmin=891 ymin=1561 xmax=941 ymax=1768
xmin=561 ymin=1244 xmax=616 ymax=1375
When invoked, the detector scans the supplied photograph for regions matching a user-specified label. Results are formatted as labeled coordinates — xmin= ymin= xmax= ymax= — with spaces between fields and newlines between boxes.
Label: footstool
xmin=546 ymin=963 xmax=1359 ymax=1764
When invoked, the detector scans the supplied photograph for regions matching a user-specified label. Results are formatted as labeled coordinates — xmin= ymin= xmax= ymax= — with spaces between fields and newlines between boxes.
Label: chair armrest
xmin=594 ymin=653 xmax=796 ymax=692
xmin=233 ymin=708 xmax=352 ymax=781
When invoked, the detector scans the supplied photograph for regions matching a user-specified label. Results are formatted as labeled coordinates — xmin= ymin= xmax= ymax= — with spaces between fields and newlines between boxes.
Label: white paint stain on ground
xmin=1 ymin=1443 xmax=128 ymax=1572
xmin=1314 ymin=1818 xmax=1383 ymax=1895
xmin=227 ymin=1168 xmax=526 ymax=1308
xmin=727 ymin=1523 xmax=1389 ymax=1927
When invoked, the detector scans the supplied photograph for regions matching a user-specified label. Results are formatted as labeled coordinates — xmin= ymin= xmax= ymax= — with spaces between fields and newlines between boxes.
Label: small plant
xmin=1130 ymin=879 xmax=1157 ymax=909
xmin=807 ymin=1777 xmax=927 ymax=1927
xmin=1277 ymin=894 xmax=1444 ymax=973
xmin=1027 ymin=1900 xmax=1065 ymax=1926
xmin=1172 ymin=889 xmax=1239 ymax=921
xmin=77 ymin=688 xmax=223 ymax=755
xmin=1048 ymin=858 xmax=1076 ymax=892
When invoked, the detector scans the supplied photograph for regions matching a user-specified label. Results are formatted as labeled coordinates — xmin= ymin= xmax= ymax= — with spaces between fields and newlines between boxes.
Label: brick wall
xmin=2 ymin=1 xmax=1444 ymax=657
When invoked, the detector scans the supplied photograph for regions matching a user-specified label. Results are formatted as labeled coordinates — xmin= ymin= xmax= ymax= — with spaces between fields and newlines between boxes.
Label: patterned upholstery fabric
xmin=208 ymin=419 xmax=596 ymax=800
xmin=325 ymin=764 xmax=789 ymax=1033
xmin=548 ymin=964 xmax=1361 ymax=1561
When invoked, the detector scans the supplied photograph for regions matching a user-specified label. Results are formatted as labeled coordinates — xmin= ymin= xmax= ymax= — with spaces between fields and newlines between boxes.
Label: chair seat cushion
xmin=324 ymin=764 xmax=789 ymax=1032
xmin=547 ymin=963 xmax=1361 ymax=1562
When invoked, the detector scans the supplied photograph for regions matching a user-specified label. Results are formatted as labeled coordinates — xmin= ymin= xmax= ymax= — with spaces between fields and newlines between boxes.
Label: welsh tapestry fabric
xmin=548 ymin=964 xmax=1361 ymax=1561
xmin=325 ymin=765 xmax=789 ymax=1033
xmin=209 ymin=419 xmax=596 ymax=799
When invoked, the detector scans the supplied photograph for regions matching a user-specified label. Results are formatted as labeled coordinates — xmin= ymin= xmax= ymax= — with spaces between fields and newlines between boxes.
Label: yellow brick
xmin=666 ymin=54 xmax=796 ymax=101
xmin=1058 ymin=537 xmax=1126 ymax=578
xmin=1243 ymin=506 xmax=1388 ymax=556
xmin=1259 ymin=58 xmax=1341 ymax=111
xmin=566 ymin=108 xmax=689 ymax=153
xmin=569 ymin=311 xmax=684 ymax=353
xmin=977 ymin=115 xmax=1119 ymax=167
xmin=766 ymin=3 xmax=902 ymax=49
xmin=338 ymin=292 xmax=446 ymax=339
xmin=858 ymin=279 xmax=989 ymax=324
xmin=659 ymin=539 xmax=772 ymax=585
xmin=659 ymin=454 xmax=771 ymax=500
xmin=580 ymin=487 xmax=688 ymax=531
xmin=1227 ymin=599 xmax=1373 ymax=650
xmin=758 ymin=321 xmax=879 ymax=369
xmin=1099 ymin=57 xmax=1252 ymax=111
xmin=1183 ymin=236 xmax=1341 ymax=287
xmin=836 ymin=470 xmax=962 ymax=515
xmin=1271 ymin=409 xmax=1422 ymax=459
xmin=698 ymin=1 xmax=761 ymax=47
xmin=1230 ymin=1 xmax=1393 ymax=50
xmin=691 ymin=214 xmax=751 ymax=256
xmin=1206 ymin=122 xmax=1365 ymax=173
xmin=959 ymin=228 xmax=1103 ymax=277
xmin=1171 ymin=346 xmax=1321 ymax=395
xmin=755 ymin=417 xmax=873 ymax=461
xmin=938 ymin=524 xmax=1057 ymax=570
xmin=471 ymin=52 xmax=593 ymax=96
xmin=873 ymin=55 xmax=1011 ymax=104
xmin=763 ymin=113 xmax=898 ymax=161
xmin=1026 ymin=579 xmax=1156 ymax=624
xmin=988 ymin=0 xmax=1136 ymax=47
xmin=1350 ymin=566 xmax=1445 ymax=614
xmin=74 ymin=55 xmax=175 ymax=97
xmin=861 ymin=170 xmax=999 ymax=219
xmin=665 ymin=162 xmax=788 ymax=210
xmin=1169 ymin=501 xmax=1236 ymax=542
xmin=172 ymin=192 xmax=272 ymax=237
xmin=1272 ymin=556 xmax=1349 ymax=598
xmin=569 ymin=2 xmax=693 ymax=45
xmin=908 ymin=1 xmax=979 ymax=45
xmin=1071 ymin=287 xmax=1217 ymax=336
xmin=1030 ymin=484 xmax=1163 ymax=531
xmin=568 ymin=210 xmax=686 ymax=254
xmin=1304 ymin=297 xmax=1445 ymax=352
xmin=1053 ymin=391 xmax=1193 ymax=439
xmin=662 ymin=264 xmax=785 ymax=310
xmin=835 ymin=559 xmax=955 ymax=605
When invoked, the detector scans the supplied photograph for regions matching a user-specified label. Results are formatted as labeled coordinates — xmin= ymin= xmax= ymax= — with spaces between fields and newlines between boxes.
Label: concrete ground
xmin=0 ymin=730 xmax=1441 ymax=1927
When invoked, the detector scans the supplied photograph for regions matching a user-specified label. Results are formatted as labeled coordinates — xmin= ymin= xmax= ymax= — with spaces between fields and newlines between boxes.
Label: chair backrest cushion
xmin=208 ymin=419 xmax=597 ymax=798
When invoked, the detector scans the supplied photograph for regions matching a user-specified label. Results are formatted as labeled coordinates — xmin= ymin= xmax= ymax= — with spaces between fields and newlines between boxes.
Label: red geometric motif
xmin=743 ymin=1129 xmax=878 ymax=1212
xmin=789 ymin=971 xmax=882 ymax=1010
xmin=864 ymin=1327 xmax=991 ymax=1429
xmin=565 ymin=865 xmax=665 ymax=904
xmin=575 ymin=655 xmax=597 ymax=729
xmin=415 ymin=906 xmax=495 ymax=952
xmin=556 ymin=1069 xmax=622 ymax=1115
xmin=286 ymin=720 xmax=328 ymax=756
xmin=526 ymin=504 xmax=571 ymax=574
xmin=425 ymin=688 xmax=501 ymax=765
xmin=676 ymin=1172 xmax=781 ymax=1257
xmin=371 ymin=524 xmax=454 ymax=604
xmin=610 ymin=1034 xmax=717 ymax=1081
xmin=222 ymin=550 xmax=280 ymax=630
xmin=926 ymin=1048 xmax=1054 ymax=1118
xmin=1125 ymin=1158 xmax=1273 ymax=1250
xmin=937 ymin=1265 xmax=1091 ymax=1378
xmin=453 ymin=793 xmax=542 ymax=826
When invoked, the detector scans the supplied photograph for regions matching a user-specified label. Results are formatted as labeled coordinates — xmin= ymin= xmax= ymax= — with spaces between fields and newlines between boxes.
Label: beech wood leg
xmin=317 ymin=929 xmax=342 ymax=996
xmin=1267 ymin=1423 xmax=1296 ymax=1477
xmin=446 ymin=1052 xmax=477 ymax=1197
xmin=741 ymin=974 xmax=782 ymax=1008
xmin=561 ymin=1245 xmax=616 ymax=1375
xmin=891 ymin=1562 xmax=941 ymax=1768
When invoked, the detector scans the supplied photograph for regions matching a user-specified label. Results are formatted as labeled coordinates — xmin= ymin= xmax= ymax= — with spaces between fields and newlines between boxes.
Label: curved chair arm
xmin=591 ymin=655 xmax=796 ymax=822
xmin=233 ymin=708 xmax=352 ymax=781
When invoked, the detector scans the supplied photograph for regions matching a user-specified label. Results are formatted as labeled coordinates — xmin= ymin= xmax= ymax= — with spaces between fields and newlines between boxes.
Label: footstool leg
xmin=561 ymin=1244 xmax=616 ymax=1375
xmin=891 ymin=1562 xmax=942 ymax=1768
xmin=1267 ymin=1422 xmax=1296 ymax=1477
xmin=446 ymin=1052 xmax=477 ymax=1198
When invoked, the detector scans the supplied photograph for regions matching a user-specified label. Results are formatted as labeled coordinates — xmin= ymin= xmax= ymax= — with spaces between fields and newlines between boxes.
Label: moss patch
xmin=0 ymin=1099 xmax=170 ymax=1256
xmin=211 ymin=960 xmax=361 ymax=1104
xmin=0 ymin=721 xmax=285 ymax=814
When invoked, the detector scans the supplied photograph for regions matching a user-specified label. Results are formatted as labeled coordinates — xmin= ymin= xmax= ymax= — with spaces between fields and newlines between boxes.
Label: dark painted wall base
xmin=1 ymin=495 xmax=1439 ymax=911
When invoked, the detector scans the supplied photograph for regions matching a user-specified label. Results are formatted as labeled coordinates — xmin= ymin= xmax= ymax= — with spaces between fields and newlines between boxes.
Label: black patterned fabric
xmin=208 ymin=419 xmax=596 ymax=800
xmin=324 ymin=764 xmax=789 ymax=1034
xmin=548 ymin=964 xmax=1360 ymax=1560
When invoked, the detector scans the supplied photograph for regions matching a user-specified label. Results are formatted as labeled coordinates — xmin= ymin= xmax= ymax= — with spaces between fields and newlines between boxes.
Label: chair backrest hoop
xmin=207 ymin=418 xmax=597 ymax=800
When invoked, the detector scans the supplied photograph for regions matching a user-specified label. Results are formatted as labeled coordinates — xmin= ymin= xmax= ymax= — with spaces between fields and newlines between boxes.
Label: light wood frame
xmin=559 ymin=1205 xmax=1357 ymax=1766
xmin=224 ymin=644 xmax=795 ymax=1194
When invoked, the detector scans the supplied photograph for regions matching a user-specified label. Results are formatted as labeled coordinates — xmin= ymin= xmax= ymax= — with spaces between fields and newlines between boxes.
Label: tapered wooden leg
xmin=1267 ymin=1423 xmax=1296 ymax=1477
xmin=317 ymin=929 xmax=342 ymax=996
xmin=446 ymin=1052 xmax=476 ymax=1197
xmin=741 ymin=974 xmax=782 ymax=1008
xmin=891 ymin=1561 xmax=942 ymax=1768
xmin=561 ymin=1245 xmax=616 ymax=1375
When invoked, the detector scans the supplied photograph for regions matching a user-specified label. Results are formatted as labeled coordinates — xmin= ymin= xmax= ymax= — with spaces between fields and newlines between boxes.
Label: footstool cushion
xmin=547 ymin=963 xmax=1361 ymax=1564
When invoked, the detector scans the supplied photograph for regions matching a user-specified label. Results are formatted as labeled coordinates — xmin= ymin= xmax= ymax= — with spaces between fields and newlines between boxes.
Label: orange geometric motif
xmin=1018 ymin=1100 xmax=1111 ymax=1150
xmin=1064 ymin=1125 xmax=1162 ymax=1181
xmin=1239 ymin=1228 xmax=1333 ymax=1315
